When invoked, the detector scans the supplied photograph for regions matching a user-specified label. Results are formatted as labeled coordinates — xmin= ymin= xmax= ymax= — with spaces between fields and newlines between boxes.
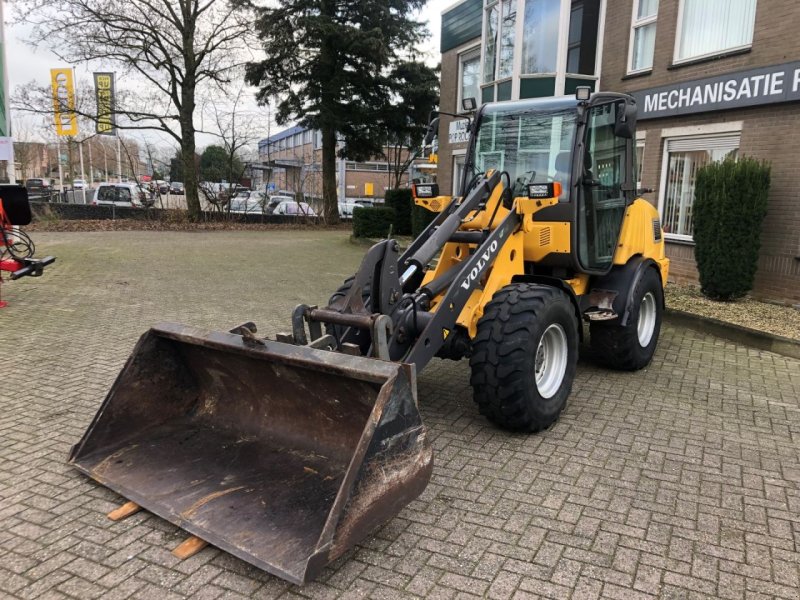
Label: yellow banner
xmin=50 ymin=68 xmax=78 ymax=137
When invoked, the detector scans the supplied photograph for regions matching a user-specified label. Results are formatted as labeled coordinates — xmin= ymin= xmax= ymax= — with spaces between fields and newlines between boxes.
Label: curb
xmin=665 ymin=309 xmax=800 ymax=360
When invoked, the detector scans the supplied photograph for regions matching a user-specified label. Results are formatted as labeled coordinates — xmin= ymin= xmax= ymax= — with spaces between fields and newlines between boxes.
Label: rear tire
xmin=470 ymin=284 xmax=579 ymax=432
xmin=590 ymin=267 xmax=663 ymax=371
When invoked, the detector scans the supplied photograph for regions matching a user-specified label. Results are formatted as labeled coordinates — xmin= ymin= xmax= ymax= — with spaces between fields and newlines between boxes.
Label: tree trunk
xmin=181 ymin=130 xmax=200 ymax=220
xmin=321 ymin=125 xmax=339 ymax=224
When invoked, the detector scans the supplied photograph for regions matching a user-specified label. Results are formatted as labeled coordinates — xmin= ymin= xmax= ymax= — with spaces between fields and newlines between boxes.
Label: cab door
xmin=576 ymin=101 xmax=634 ymax=273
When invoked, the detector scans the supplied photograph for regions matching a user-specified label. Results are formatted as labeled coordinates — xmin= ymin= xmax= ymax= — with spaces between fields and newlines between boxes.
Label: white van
xmin=92 ymin=183 xmax=147 ymax=208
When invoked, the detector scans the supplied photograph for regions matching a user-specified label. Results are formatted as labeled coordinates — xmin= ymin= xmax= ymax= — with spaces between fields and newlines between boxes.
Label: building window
xmin=452 ymin=153 xmax=466 ymax=195
xmin=676 ymin=0 xmax=757 ymax=62
xmin=629 ymin=0 xmax=658 ymax=72
xmin=498 ymin=0 xmax=517 ymax=80
xmin=659 ymin=134 xmax=739 ymax=240
xmin=483 ymin=2 xmax=500 ymax=83
xmin=522 ymin=0 xmax=559 ymax=74
xmin=635 ymin=140 xmax=645 ymax=188
xmin=566 ymin=0 xmax=600 ymax=75
xmin=459 ymin=48 xmax=481 ymax=109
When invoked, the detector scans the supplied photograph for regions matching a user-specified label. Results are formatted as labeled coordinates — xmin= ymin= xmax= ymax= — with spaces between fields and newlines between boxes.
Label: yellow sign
xmin=365 ymin=182 xmax=374 ymax=196
xmin=50 ymin=68 xmax=78 ymax=137
xmin=93 ymin=72 xmax=116 ymax=135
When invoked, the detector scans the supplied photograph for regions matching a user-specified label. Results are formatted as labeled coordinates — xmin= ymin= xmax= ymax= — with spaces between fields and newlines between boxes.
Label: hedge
xmin=384 ymin=188 xmax=413 ymax=235
xmin=693 ymin=156 xmax=771 ymax=301
xmin=411 ymin=202 xmax=437 ymax=238
xmin=352 ymin=206 xmax=396 ymax=238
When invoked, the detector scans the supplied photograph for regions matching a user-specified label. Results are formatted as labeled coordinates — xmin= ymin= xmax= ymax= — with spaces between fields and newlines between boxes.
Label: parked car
xmin=265 ymin=195 xmax=295 ymax=215
xmin=92 ymin=182 xmax=148 ymax=208
xmin=228 ymin=197 xmax=264 ymax=215
xmin=170 ymin=182 xmax=185 ymax=194
xmin=156 ymin=181 xmax=170 ymax=194
xmin=273 ymin=200 xmax=316 ymax=217
xmin=73 ymin=179 xmax=88 ymax=190
xmin=24 ymin=178 xmax=50 ymax=197
xmin=338 ymin=199 xmax=375 ymax=218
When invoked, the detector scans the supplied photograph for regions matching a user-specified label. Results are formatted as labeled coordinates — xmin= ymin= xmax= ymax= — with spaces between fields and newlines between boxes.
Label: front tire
xmin=470 ymin=284 xmax=579 ymax=432
xmin=590 ymin=267 xmax=663 ymax=371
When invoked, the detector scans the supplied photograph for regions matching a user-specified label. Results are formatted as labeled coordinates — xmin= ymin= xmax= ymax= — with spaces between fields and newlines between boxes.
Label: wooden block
xmin=107 ymin=501 xmax=141 ymax=521
xmin=172 ymin=536 xmax=208 ymax=560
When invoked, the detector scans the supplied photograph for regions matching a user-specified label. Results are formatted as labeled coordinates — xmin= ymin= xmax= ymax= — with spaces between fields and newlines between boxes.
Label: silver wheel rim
xmin=637 ymin=292 xmax=657 ymax=347
xmin=535 ymin=323 xmax=568 ymax=399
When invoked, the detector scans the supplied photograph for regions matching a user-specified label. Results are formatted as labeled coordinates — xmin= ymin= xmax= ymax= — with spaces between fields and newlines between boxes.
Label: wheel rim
xmin=637 ymin=292 xmax=657 ymax=347
xmin=534 ymin=324 xmax=568 ymax=399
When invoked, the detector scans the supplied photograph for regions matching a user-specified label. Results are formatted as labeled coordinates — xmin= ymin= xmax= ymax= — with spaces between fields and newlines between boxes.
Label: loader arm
xmin=293 ymin=170 xmax=512 ymax=368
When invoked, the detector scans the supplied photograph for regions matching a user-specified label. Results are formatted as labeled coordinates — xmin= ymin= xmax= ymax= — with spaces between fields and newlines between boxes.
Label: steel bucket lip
xmin=149 ymin=322 xmax=403 ymax=384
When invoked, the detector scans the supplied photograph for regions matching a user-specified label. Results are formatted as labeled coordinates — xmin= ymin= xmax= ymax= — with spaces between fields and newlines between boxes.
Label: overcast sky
xmin=4 ymin=0 xmax=456 ymax=148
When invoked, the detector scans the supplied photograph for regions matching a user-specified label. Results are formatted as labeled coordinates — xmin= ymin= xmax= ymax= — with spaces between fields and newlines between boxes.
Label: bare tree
xmin=14 ymin=0 xmax=255 ymax=220
xmin=198 ymin=84 xmax=272 ymax=214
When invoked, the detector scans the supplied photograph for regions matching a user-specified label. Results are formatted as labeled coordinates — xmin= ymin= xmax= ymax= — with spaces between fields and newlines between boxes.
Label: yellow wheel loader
xmin=70 ymin=89 xmax=668 ymax=584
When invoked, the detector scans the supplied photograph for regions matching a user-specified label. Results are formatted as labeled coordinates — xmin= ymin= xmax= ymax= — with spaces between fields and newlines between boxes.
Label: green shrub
xmin=693 ymin=157 xmax=771 ymax=301
xmin=411 ymin=201 xmax=437 ymax=238
xmin=353 ymin=206 xmax=396 ymax=238
xmin=384 ymin=188 xmax=413 ymax=235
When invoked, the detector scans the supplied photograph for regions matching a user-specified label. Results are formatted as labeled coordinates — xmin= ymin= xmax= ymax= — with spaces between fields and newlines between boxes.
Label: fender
xmin=589 ymin=256 xmax=662 ymax=327
xmin=511 ymin=274 xmax=584 ymax=341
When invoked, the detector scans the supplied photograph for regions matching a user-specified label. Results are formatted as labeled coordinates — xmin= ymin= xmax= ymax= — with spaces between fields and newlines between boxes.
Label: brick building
xmin=437 ymin=0 xmax=800 ymax=303
xmin=257 ymin=126 xmax=433 ymax=203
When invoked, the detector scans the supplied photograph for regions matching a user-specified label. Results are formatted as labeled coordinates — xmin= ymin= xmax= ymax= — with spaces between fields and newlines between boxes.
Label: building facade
xmin=257 ymin=127 xmax=432 ymax=203
xmin=438 ymin=0 xmax=800 ymax=303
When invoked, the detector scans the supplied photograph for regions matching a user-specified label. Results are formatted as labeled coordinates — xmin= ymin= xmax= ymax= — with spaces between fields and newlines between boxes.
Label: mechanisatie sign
xmin=632 ymin=61 xmax=800 ymax=120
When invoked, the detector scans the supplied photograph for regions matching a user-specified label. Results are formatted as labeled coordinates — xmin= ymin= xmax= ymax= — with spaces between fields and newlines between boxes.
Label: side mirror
xmin=614 ymin=102 xmax=637 ymax=139
xmin=424 ymin=117 xmax=440 ymax=146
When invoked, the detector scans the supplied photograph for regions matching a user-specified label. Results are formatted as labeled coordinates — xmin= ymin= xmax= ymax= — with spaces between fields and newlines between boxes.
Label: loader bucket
xmin=69 ymin=323 xmax=432 ymax=584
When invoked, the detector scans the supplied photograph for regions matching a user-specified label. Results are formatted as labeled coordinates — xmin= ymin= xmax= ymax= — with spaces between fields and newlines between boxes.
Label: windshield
xmin=472 ymin=105 xmax=578 ymax=199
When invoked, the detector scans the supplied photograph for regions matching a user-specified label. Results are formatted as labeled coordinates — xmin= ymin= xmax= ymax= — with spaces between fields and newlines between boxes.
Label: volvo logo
xmin=460 ymin=239 xmax=499 ymax=290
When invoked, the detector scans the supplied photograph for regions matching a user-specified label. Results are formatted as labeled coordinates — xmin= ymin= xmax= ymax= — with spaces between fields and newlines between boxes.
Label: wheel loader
xmin=70 ymin=89 xmax=669 ymax=584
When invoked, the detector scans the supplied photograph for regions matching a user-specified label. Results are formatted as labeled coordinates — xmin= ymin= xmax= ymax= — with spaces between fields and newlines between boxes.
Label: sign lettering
xmin=632 ymin=62 xmax=800 ymax=120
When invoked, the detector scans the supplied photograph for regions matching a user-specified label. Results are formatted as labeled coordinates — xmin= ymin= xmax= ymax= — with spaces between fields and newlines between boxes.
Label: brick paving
xmin=1 ymin=230 xmax=799 ymax=600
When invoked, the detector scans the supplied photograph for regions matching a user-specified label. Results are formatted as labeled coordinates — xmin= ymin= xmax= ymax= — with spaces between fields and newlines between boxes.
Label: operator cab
xmin=459 ymin=89 xmax=638 ymax=275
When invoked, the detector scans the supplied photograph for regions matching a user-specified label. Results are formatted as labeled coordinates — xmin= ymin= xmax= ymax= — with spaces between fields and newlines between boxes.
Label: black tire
xmin=325 ymin=276 xmax=372 ymax=354
xmin=469 ymin=284 xmax=579 ymax=432
xmin=590 ymin=267 xmax=663 ymax=371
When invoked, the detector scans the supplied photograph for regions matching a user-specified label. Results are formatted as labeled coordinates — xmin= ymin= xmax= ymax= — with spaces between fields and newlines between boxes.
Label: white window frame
xmin=673 ymin=0 xmax=756 ymax=65
xmin=451 ymin=149 xmax=467 ymax=196
xmin=635 ymin=130 xmax=646 ymax=189
xmin=457 ymin=46 xmax=482 ymax=111
xmin=627 ymin=0 xmax=658 ymax=74
xmin=657 ymin=123 xmax=742 ymax=242
xmin=479 ymin=0 xmax=605 ymax=98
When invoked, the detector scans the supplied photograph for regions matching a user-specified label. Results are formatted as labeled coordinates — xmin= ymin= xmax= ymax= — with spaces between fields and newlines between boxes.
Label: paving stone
xmin=2 ymin=230 xmax=799 ymax=599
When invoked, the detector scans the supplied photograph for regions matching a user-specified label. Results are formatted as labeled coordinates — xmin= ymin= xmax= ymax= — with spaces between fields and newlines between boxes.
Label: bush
xmin=384 ymin=188 xmax=413 ymax=235
xmin=693 ymin=157 xmax=771 ymax=300
xmin=411 ymin=202 xmax=437 ymax=238
xmin=353 ymin=206 xmax=396 ymax=238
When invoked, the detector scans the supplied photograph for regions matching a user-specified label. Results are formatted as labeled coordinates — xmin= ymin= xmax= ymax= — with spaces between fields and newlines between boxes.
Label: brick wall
xmin=603 ymin=0 xmax=800 ymax=303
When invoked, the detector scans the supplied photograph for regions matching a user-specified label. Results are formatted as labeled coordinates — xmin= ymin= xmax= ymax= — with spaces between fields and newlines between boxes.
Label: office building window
xmin=522 ymin=0 xmax=559 ymax=73
xmin=483 ymin=2 xmax=500 ymax=83
xmin=459 ymin=48 xmax=481 ymax=108
xmin=566 ymin=0 xmax=600 ymax=75
xmin=660 ymin=134 xmax=739 ymax=240
xmin=498 ymin=0 xmax=517 ymax=79
xmin=635 ymin=140 xmax=644 ymax=188
xmin=629 ymin=0 xmax=657 ymax=72
xmin=677 ymin=0 xmax=757 ymax=61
